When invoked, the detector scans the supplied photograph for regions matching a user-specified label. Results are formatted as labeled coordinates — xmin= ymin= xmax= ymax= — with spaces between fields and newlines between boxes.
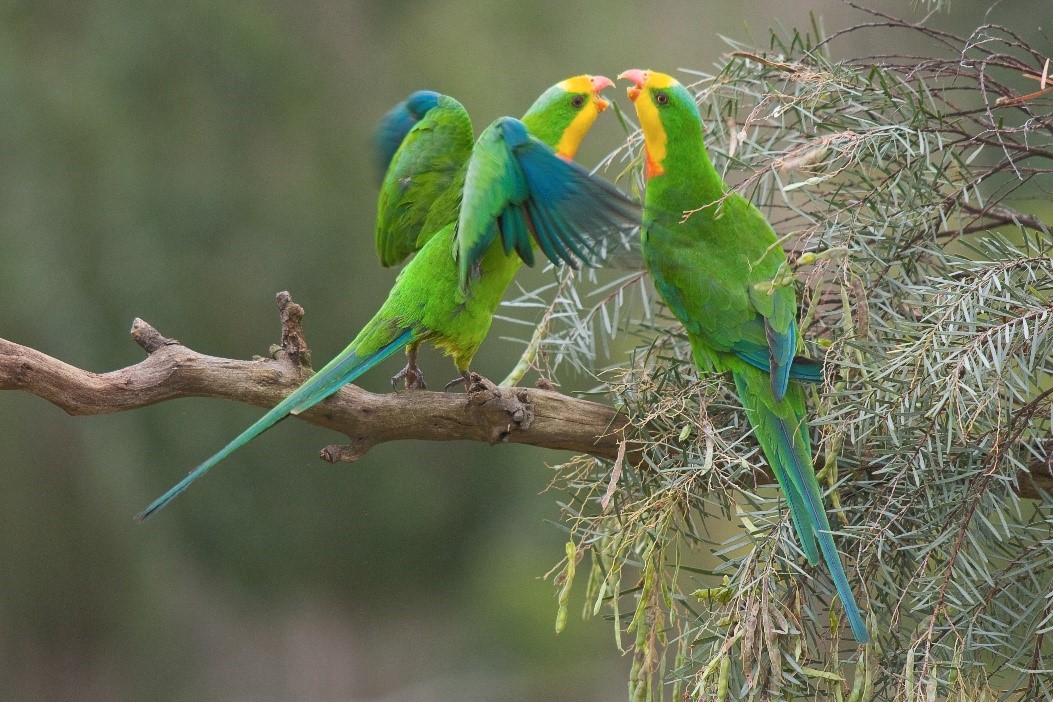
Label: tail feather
xmin=732 ymin=371 xmax=819 ymax=565
xmin=136 ymin=327 xmax=415 ymax=522
xmin=734 ymin=367 xmax=870 ymax=644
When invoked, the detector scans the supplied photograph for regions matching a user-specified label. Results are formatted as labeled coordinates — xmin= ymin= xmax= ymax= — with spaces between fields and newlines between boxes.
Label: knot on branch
xmin=320 ymin=441 xmax=371 ymax=464
xmin=130 ymin=318 xmax=176 ymax=354
xmin=466 ymin=373 xmax=534 ymax=444
xmin=273 ymin=291 xmax=311 ymax=371
xmin=534 ymin=377 xmax=557 ymax=391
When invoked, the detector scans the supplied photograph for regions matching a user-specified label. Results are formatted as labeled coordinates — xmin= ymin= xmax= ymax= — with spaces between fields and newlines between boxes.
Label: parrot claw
xmin=444 ymin=370 xmax=473 ymax=393
xmin=391 ymin=362 xmax=427 ymax=390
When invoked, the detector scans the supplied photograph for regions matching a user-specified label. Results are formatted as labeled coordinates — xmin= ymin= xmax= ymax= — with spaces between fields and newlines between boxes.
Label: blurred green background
xmin=0 ymin=1 xmax=1044 ymax=700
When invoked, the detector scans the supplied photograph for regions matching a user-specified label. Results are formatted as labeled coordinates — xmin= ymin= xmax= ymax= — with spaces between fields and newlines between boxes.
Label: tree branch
xmin=0 ymin=292 xmax=628 ymax=464
xmin=1 ymin=292 xmax=1049 ymax=499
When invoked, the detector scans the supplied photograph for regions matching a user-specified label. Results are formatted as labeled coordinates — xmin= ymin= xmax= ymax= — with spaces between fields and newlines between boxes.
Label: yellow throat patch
xmin=636 ymin=72 xmax=676 ymax=178
xmin=555 ymin=75 xmax=603 ymax=159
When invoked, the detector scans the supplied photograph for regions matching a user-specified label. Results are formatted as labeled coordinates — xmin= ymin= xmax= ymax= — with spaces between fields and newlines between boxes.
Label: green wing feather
xmin=375 ymin=93 xmax=473 ymax=267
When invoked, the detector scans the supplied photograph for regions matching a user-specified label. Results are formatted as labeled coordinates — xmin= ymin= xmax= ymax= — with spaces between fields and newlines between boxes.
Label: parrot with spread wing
xmin=619 ymin=69 xmax=869 ymax=643
xmin=137 ymin=75 xmax=640 ymax=521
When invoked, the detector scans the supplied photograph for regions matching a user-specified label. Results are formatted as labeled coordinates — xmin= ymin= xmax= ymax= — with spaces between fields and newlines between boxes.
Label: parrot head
xmin=521 ymin=74 xmax=614 ymax=160
xmin=403 ymin=90 xmax=442 ymax=119
xmin=618 ymin=69 xmax=701 ymax=179
xmin=374 ymin=90 xmax=445 ymax=180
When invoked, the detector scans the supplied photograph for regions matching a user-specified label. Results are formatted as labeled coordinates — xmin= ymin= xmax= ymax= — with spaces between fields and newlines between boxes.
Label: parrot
xmin=137 ymin=75 xmax=640 ymax=522
xmin=618 ymin=69 xmax=869 ymax=644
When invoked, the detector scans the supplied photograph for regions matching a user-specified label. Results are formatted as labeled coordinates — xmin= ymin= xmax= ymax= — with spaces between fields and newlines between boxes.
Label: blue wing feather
xmin=784 ymin=354 xmax=824 ymax=384
xmin=374 ymin=105 xmax=419 ymax=180
xmin=731 ymin=343 xmax=824 ymax=385
xmin=499 ymin=207 xmax=533 ymax=265
xmin=730 ymin=322 xmax=824 ymax=390
xmin=766 ymin=318 xmax=797 ymax=402
xmin=457 ymin=116 xmax=640 ymax=291
xmin=527 ymin=197 xmax=577 ymax=268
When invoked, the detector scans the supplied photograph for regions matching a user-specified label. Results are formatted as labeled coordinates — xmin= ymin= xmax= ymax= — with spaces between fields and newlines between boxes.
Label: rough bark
xmin=0 ymin=292 xmax=628 ymax=464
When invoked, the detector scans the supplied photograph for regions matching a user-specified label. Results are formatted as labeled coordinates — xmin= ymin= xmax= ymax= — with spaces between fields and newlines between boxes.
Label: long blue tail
xmin=137 ymin=327 xmax=415 ymax=522
xmin=733 ymin=369 xmax=870 ymax=644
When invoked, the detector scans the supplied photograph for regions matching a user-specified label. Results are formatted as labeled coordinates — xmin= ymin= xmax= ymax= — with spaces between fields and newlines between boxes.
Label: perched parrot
xmin=618 ymin=69 xmax=869 ymax=644
xmin=137 ymin=75 xmax=640 ymax=521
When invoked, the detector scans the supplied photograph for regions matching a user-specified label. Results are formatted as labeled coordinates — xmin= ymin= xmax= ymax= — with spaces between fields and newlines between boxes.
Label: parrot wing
xmin=456 ymin=116 xmax=641 ymax=291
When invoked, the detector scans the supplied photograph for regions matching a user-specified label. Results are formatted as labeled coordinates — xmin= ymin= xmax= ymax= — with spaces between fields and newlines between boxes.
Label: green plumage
xmin=374 ymin=92 xmax=473 ymax=266
xmin=626 ymin=71 xmax=869 ymax=643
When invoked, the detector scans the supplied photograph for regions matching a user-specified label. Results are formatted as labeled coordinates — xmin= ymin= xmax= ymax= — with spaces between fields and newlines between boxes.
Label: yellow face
xmin=621 ymin=70 xmax=678 ymax=178
xmin=554 ymin=75 xmax=611 ymax=159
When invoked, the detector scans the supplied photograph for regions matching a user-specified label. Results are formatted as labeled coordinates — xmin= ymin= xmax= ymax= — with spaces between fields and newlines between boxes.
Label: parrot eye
xmin=655 ymin=91 xmax=670 ymax=106
xmin=571 ymin=95 xmax=586 ymax=108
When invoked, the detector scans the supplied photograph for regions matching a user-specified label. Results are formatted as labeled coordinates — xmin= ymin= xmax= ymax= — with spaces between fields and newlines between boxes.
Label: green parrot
xmin=619 ymin=69 xmax=869 ymax=644
xmin=137 ymin=75 xmax=640 ymax=521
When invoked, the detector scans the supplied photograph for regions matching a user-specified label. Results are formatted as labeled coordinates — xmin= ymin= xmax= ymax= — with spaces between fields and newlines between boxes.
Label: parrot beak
xmin=618 ymin=69 xmax=648 ymax=102
xmin=591 ymin=75 xmax=614 ymax=112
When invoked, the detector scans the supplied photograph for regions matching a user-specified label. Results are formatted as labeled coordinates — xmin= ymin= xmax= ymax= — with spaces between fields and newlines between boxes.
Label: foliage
xmin=518 ymin=13 xmax=1053 ymax=701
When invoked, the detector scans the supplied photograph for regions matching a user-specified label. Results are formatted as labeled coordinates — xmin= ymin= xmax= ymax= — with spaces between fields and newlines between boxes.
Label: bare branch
xmin=0 ymin=292 xmax=628 ymax=465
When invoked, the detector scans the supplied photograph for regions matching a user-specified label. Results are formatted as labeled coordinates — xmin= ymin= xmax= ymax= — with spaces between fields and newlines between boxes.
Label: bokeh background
xmin=1 ymin=1 xmax=1045 ymax=700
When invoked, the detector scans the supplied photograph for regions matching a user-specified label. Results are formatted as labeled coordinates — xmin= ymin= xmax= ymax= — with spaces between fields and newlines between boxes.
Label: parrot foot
xmin=391 ymin=363 xmax=427 ymax=390
xmin=444 ymin=370 xmax=473 ymax=393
